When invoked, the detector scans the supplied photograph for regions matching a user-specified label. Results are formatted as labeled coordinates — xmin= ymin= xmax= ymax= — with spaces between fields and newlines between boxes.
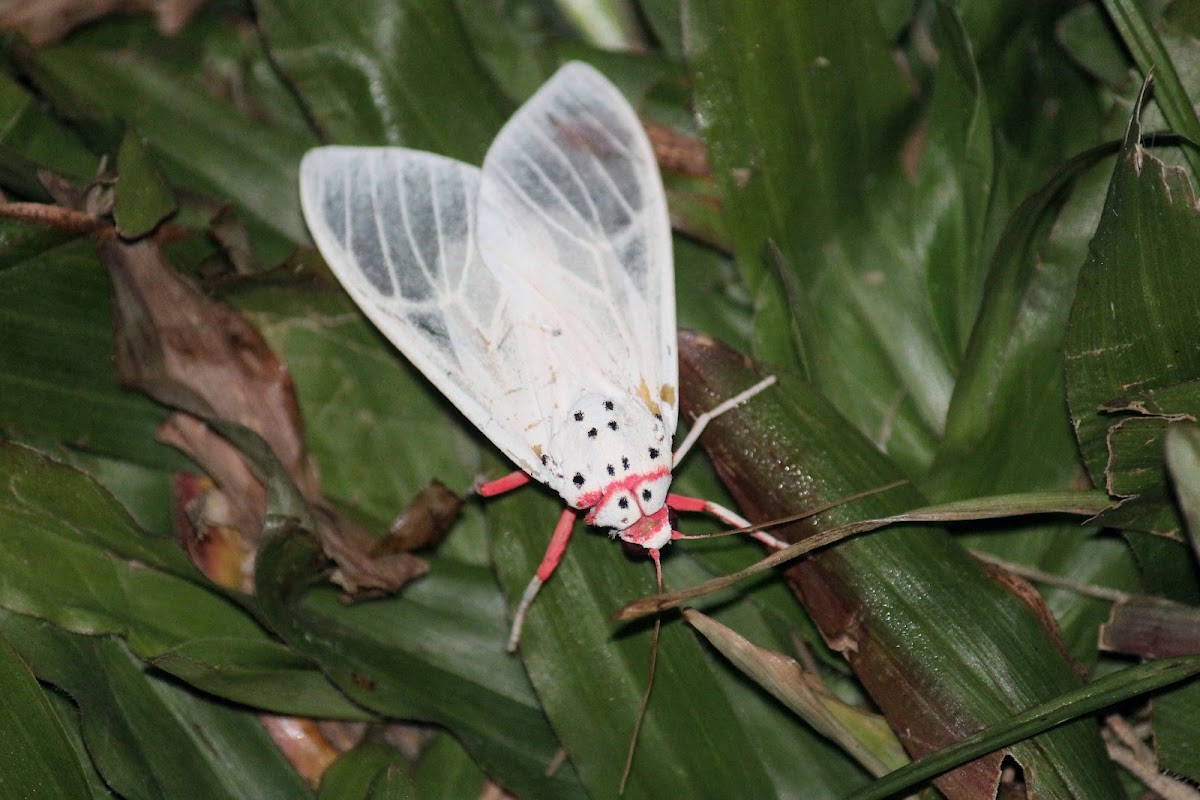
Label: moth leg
xmin=476 ymin=470 xmax=532 ymax=497
xmin=672 ymin=375 xmax=777 ymax=465
xmin=667 ymin=493 xmax=787 ymax=550
xmin=507 ymin=506 xmax=577 ymax=652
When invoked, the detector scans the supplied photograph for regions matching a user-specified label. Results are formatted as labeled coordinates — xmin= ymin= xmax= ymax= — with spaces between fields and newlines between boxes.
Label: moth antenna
xmin=619 ymin=548 xmax=663 ymax=794
xmin=670 ymin=480 xmax=908 ymax=544
xmin=672 ymin=375 xmax=776 ymax=466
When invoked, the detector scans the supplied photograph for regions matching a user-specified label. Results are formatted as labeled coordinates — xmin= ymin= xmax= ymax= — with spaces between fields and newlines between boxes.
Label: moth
xmin=299 ymin=62 xmax=777 ymax=650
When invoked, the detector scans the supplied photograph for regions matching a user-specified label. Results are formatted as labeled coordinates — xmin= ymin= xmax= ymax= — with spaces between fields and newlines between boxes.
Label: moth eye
xmin=572 ymin=473 xmax=585 ymax=487
xmin=574 ymin=411 xmax=584 ymax=422
xmin=618 ymin=497 xmax=629 ymax=509
xmin=648 ymin=447 xmax=660 ymax=459
xmin=607 ymin=464 xmax=615 ymax=476
xmin=621 ymin=457 xmax=630 ymax=471
xmin=641 ymin=489 xmax=651 ymax=502
xmin=588 ymin=428 xmax=598 ymax=439
xmin=604 ymin=400 xmax=614 ymax=411
xmin=608 ymin=420 xmax=618 ymax=431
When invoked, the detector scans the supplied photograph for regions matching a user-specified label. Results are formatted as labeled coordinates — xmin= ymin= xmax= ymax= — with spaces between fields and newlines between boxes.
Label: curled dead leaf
xmin=373 ymin=480 xmax=463 ymax=556
xmin=106 ymin=237 xmax=430 ymax=596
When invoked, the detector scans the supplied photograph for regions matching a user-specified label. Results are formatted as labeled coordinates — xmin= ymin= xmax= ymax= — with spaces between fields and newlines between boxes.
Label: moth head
xmin=612 ymin=504 xmax=673 ymax=551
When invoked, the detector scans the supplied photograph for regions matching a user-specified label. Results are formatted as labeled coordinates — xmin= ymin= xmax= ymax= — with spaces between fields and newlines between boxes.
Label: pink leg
xmin=507 ymin=506 xmax=576 ymax=652
xmin=477 ymin=470 xmax=531 ymax=497
xmin=667 ymin=493 xmax=787 ymax=550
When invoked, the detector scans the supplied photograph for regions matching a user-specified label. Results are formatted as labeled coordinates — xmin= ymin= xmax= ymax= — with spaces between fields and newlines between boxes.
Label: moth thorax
xmin=548 ymin=392 xmax=672 ymax=532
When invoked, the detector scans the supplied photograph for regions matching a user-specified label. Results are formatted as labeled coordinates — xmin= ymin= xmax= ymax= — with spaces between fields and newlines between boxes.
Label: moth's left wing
xmin=299 ymin=147 xmax=559 ymax=481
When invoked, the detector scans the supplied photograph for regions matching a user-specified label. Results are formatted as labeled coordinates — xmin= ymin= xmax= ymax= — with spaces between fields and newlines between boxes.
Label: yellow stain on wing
xmin=660 ymin=384 xmax=676 ymax=406
xmin=637 ymin=378 xmax=662 ymax=416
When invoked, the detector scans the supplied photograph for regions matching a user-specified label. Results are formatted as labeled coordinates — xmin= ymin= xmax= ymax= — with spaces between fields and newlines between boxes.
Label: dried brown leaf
xmin=0 ymin=0 xmax=208 ymax=46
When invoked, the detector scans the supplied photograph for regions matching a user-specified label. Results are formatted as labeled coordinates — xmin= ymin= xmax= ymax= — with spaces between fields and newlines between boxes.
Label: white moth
xmin=299 ymin=62 xmax=776 ymax=650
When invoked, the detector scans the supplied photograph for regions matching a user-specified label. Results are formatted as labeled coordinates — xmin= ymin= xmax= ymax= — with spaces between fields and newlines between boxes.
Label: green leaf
xmin=1153 ymin=679 xmax=1200 ymax=782
xmin=319 ymin=740 xmax=414 ymax=800
xmin=1 ymin=612 xmax=314 ymax=800
xmin=491 ymin=489 xmax=862 ymax=799
xmin=1065 ymin=108 xmax=1200 ymax=535
xmin=236 ymin=284 xmax=481 ymax=529
xmin=683 ymin=3 xmax=1005 ymax=475
xmin=411 ymin=734 xmax=486 ymax=800
xmin=930 ymin=140 xmax=1117 ymax=498
xmin=1057 ymin=4 xmax=1136 ymax=92
xmin=0 ymin=442 xmax=363 ymax=719
xmin=32 ymin=20 xmax=317 ymax=255
xmin=256 ymin=0 xmax=509 ymax=160
xmin=0 ymin=72 xmax=97 ymax=193
xmin=114 ymin=128 xmax=176 ymax=239
xmin=676 ymin=332 xmax=1122 ymax=799
xmin=0 ymin=234 xmax=180 ymax=470
xmin=254 ymin=528 xmax=589 ymax=800
xmin=684 ymin=609 xmax=908 ymax=779
xmin=683 ymin=1 xmax=911 ymax=293
xmin=0 ymin=627 xmax=94 ymax=800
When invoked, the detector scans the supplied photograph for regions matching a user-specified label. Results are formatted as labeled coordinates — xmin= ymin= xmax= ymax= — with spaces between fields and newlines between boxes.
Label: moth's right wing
xmin=299 ymin=147 xmax=556 ymax=481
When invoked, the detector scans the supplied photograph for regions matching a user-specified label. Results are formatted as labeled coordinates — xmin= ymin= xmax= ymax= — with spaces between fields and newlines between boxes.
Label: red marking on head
xmin=577 ymin=466 xmax=670 ymax=521
xmin=617 ymin=505 xmax=671 ymax=546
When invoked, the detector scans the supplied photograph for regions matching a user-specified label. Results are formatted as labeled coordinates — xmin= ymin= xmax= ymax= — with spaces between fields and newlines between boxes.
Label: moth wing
xmin=299 ymin=146 xmax=557 ymax=480
xmin=476 ymin=61 xmax=678 ymax=434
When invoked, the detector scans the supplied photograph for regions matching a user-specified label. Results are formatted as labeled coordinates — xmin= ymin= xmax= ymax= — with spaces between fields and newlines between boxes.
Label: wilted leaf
xmin=1100 ymin=595 xmax=1200 ymax=659
xmin=684 ymin=609 xmax=907 ymax=778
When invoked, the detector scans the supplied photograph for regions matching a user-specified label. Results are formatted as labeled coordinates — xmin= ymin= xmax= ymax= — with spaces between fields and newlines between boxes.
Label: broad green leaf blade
xmin=319 ymin=741 xmax=414 ymax=800
xmin=0 ymin=442 xmax=362 ymax=719
xmin=1065 ymin=108 xmax=1200 ymax=539
xmin=411 ymin=734 xmax=487 ymax=800
xmin=40 ymin=688 xmax=112 ymax=798
xmin=0 ymin=72 xmax=97 ymax=192
xmin=254 ymin=529 xmax=589 ymax=800
xmin=1057 ymin=5 xmax=1136 ymax=92
xmin=150 ymin=637 xmax=373 ymax=720
xmin=1153 ymin=680 xmax=1200 ymax=783
xmin=682 ymin=1 xmax=910 ymax=291
xmin=931 ymin=141 xmax=1118 ymax=497
xmin=0 ymin=235 xmax=180 ymax=470
xmin=256 ymin=0 xmax=509 ymax=159
xmin=0 ymin=628 xmax=93 ymax=800
xmin=236 ymin=284 xmax=482 ymax=534
xmin=1 ymin=612 xmax=315 ymax=800
xmin=677 ymin=331 xmax=1121 ymax=799
xmin=490 ymin=488 xmax=864 ymax=799
xmin=30 ymin=23 xmax=317 ymax=254
xmin=683 ymin=3 xmax=990 ymax=475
